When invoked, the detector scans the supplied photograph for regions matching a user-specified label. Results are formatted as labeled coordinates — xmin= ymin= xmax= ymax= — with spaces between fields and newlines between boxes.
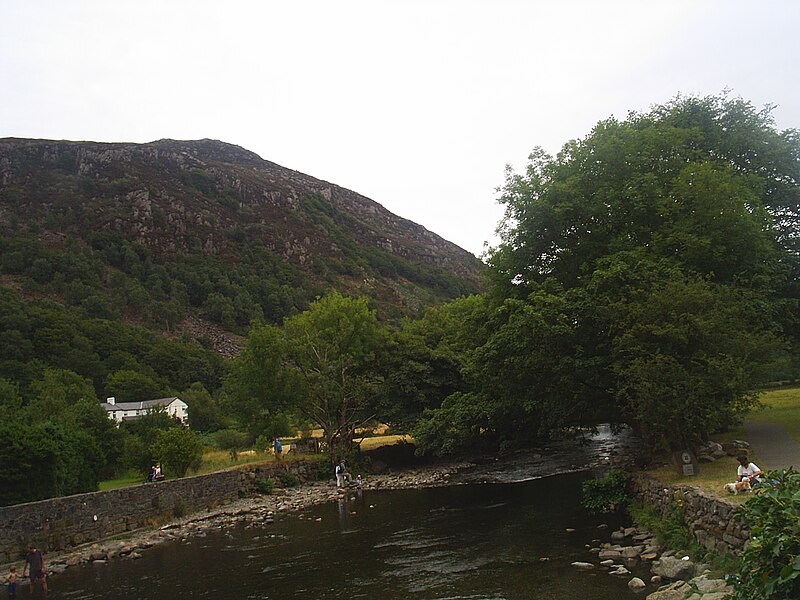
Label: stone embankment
xmin=631 ymin=474 xmax=749 ymax=555
xmin=572 ymin=523 xmax=733 ymax=599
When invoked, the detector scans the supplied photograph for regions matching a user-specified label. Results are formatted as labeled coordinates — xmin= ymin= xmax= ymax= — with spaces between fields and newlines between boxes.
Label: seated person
xmin=737 ymin=455 xmax=763 ymax=485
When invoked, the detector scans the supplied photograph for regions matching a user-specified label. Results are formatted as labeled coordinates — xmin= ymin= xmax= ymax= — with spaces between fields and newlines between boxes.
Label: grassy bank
xmin=748 ymin=386 xmax=800 ymax=443
xmin=643 ymin=386 xmax=800 ymax=498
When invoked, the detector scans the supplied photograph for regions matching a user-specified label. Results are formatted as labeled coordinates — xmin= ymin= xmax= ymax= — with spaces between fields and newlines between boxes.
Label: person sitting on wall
xmin=737 ymin=455 xmax=763 ymax=486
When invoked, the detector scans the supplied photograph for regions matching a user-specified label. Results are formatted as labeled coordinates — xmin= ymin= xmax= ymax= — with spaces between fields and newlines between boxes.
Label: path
xmin=744 ymin=420 xmax=800 ymax=470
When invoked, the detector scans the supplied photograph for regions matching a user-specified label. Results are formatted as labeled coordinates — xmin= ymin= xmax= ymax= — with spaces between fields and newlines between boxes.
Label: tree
xmin=151 ymin=427 xmax=203 ymax=478
xmin=105 ymin=369 xmax=168 ymax=403
xmin=27 ymin=368 xmax=98 ymax=421
xmin=183 ymin=382 xmax=226 ymax=432
xmin=281 ymin=293 xmax=386 ymax=462
xmin=226 ymin=293 xmax=386 ymax=462
xmin=224 ymin=324 xmax=298 ymax=438
xmin=480 ymin=93 xmax=796 ymax=450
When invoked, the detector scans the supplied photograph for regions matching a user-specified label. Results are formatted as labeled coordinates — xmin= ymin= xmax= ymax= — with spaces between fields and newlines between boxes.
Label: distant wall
xmin=631 ymin=473 xmax=750 ymax=555
xmin=0 ymin=460 xmax=316 ymax=564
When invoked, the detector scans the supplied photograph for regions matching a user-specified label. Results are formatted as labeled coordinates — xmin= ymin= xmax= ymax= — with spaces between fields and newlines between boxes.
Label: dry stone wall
xmin=631 ymin=473 xmax=750 ymax=555
xmin=0 ymin=460 xmax=315 ymax=564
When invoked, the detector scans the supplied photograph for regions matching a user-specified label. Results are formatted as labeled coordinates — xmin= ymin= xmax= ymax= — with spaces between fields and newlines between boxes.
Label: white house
xmin=101 ymin=396 xmax=189 ymax=425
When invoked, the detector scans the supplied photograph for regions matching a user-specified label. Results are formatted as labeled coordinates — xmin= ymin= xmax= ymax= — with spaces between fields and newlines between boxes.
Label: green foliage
xmin=172 ymin=499 xmax=187 ymax=519
xmin=730 ymin=469 xmax=800 ymax=599
xmin=277 ymin=471 xmax=299 ymax=487
xmin=581 ymin=469 xmax=631 ymax=513
xmin=0 ymin=419 xmax=103 ymax=506
xmin=254 ymin=477 xmax=275 ymax=494
xmin=105 ymin=370 xmax=168 ymax=403
xmin=226 ymin=292 xmax=386 ymax=462
xmin=150 ymin=427 xmax=203 ymax=478
xmin=629 ymin=501 xmax=703 ymax=557
xmin=182 ymin=382 xmax=226 ymax=432
xmin=477 ymin=93 xmax=797 ymax=449
xmin=214 ymin=428 xmax=250 ymax=460
xmin=413 ymin=392 xmax=493 ymax=456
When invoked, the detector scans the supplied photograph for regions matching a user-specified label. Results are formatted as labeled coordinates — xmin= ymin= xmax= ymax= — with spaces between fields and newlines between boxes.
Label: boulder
xmin=628 ymin=577 xmax=646 ymax=591
xmin=571 ymin=562 xmax=595 ymax=570
xmin=652 ymin=556 xmax=695 ymax=581
xmin=645 ymin=581 xmax=690 ymax=600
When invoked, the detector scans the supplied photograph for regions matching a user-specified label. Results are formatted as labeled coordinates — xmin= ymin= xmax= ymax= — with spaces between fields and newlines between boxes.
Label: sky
xmin=1 ymin=1 xmax=798 ymax=256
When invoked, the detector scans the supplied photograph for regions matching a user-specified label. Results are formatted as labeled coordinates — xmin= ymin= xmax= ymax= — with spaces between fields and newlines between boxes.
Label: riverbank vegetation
xmin=1 ymin=93 xmax=798 ymax=507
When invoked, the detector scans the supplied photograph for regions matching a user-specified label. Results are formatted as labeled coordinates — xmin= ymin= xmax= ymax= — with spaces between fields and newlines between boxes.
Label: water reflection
xmin=54 ymin=472 xmax=647 ymax=600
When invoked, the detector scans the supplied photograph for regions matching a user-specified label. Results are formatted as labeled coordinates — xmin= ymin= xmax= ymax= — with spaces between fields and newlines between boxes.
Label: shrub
xmin=254 ymin=477 xmax=275 ymax=495
xmin=172 ymin=499 xmax=187 ymax=518
xmin=730 ymin=469 xmax=800 ymax=599
xmin=277 ymin=471 xmax=299 ymax=487
xmin=581 ymin=469 xmax=630 ymax=513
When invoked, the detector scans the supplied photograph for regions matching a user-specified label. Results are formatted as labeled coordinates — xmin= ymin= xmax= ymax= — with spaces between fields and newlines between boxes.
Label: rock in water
xmin=628 ymin=577 xmax=646 ymax=591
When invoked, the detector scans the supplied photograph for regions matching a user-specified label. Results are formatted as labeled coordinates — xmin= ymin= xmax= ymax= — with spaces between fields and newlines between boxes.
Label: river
xmin=54 ymin=470 xmax=648 ymax=599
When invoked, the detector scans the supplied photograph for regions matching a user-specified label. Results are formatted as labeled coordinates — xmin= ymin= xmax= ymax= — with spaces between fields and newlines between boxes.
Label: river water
xmin=54 ymin=471 xmax=649 ymax=600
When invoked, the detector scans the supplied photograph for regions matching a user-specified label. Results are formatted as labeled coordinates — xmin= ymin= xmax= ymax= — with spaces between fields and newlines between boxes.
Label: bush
xmin=730 ymin=469 xmax=800 ymax=599
xmin=581 ymin=469 xmax=630 ymax=513
xmin=277 ymin=471 xmax=299 ymax=487
xmin=151 ymin=428 xmax=203 ymax=478
xmin=254 ymin=477 xmax=274 ymax=495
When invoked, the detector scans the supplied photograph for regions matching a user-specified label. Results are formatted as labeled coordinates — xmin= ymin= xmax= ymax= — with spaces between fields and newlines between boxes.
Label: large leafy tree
xmin=226 ymin=292 xmax=386 ymax=462
xmin=479 ymin=93 xmax=797 ymax=450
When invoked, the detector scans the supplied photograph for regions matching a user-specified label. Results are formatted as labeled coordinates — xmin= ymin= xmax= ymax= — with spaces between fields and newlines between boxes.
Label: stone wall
xmin=0 ymin=460 xmax=317 ymax=564
xmin=631 ymin=473 xmax=750 ymax=555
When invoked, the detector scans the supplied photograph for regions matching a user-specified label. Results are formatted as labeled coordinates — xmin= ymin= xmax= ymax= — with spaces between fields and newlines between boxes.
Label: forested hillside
xmin=0 ymin=138 xmax=481 ymax=335
xmin=0 ymin=138 xmax=484 ymax=504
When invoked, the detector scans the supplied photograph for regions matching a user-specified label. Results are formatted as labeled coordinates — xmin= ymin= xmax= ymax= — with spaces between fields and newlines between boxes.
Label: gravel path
xmin=744 ymin=420 xmax=800 ymax=470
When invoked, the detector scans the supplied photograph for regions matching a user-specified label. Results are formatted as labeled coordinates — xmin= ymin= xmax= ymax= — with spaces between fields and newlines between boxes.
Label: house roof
xmin=101 ymin=397 xmax=184 ymax=412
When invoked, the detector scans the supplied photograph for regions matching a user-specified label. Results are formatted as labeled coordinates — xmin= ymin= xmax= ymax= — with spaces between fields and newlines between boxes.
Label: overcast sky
xmin=1 ymin=1 xmax=798 ymax=256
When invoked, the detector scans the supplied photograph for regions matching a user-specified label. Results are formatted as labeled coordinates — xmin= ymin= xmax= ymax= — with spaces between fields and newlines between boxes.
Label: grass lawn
xmin=358 ymin=434 xmax=412 ymax=450
xmin=98 ymin=434 xmax=406 ymax=490
xmin=643 ymin=386 xmax=800 ymax=499
xmin=747 ymin=386 xmax=800 ymax=444
xmin=99 ymin=472 xmax=145 ymax=491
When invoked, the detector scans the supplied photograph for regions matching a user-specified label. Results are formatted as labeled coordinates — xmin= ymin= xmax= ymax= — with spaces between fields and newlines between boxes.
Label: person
xmin=737 ymin=455 xmax=763 ymax=486
xmin=274 ymin=438 xmax=283 ymax=459
xmin=147 ymin=465 xmax=155 ymax=482
xmin=335 ymin=459 xmax=349 ymax=487
xmin=22 ymin=544 xmax=47 ymax=595
xmin=5 ymin=566 xmax=17 ymax=600
xmin=355 ymin=474 xmax=363 ymax=489
xmin=154 ymin=464 xmax=163 ymax=480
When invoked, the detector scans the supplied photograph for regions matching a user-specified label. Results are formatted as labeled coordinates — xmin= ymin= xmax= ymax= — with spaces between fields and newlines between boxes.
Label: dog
xmin=724 ymin=479 xmax=751 ymax=495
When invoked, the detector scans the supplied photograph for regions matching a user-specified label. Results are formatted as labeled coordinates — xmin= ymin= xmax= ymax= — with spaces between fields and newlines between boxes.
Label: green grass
xmin=749 ymin=386 xmax=800 ymax=443
xmin=643 ymin=387 xmax=800 ymax=499
xmin=99 ymin=472 xmax=144 ymax=491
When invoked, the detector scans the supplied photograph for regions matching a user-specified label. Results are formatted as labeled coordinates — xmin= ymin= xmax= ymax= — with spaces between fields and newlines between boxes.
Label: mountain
xmin=0 ymin=138 xmax=483 ymax=352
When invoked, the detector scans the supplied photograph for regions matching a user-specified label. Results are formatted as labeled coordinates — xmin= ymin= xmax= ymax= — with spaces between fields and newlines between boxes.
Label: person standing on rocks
xmin=22 ymin=544 xmax=47 ymax=596
xmin=274 ymin=438 xmax=283 ymax=460
xmin=335 ymin=460 xmax=350 ymax=487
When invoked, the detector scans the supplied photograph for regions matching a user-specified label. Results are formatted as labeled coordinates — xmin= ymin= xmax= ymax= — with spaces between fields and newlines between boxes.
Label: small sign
xmin=672 ymin=449 xmax=699 ymax=476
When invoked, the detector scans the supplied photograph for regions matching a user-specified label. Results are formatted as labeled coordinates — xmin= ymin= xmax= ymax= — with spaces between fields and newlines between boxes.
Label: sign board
xmin=672 ymin=449 xmax=699 ymax=476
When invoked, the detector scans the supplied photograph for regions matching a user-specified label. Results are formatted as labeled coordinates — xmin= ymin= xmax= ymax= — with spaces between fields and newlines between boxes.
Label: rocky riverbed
xmin=571 ymin=522 xmax=733 ymax=599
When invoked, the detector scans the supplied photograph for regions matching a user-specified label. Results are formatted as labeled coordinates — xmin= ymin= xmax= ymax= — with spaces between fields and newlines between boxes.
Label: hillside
xmin=0 ymin=138 xmax=483 ymax=354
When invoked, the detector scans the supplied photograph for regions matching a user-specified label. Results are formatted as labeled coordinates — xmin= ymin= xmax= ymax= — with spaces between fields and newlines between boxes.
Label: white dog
xmin=724 ymin=479 xmax=751 ymax=495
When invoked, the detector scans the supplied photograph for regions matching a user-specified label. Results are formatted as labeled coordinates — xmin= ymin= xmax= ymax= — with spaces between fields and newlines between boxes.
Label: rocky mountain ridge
xmin=0 ymin=137 xmax=480 ymax=283
xmin=0 ymin=137 xmax=483 ymax=334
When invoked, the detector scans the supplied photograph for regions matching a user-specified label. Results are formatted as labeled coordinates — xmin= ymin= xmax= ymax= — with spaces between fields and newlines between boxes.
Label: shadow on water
xmin=54 ymin=471 xmax=649 ymax=600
